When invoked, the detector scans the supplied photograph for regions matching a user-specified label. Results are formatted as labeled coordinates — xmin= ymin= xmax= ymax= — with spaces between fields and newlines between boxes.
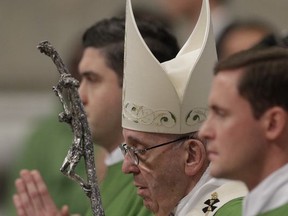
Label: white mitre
xmin=122 ymin=0 xmax=217 ymax=134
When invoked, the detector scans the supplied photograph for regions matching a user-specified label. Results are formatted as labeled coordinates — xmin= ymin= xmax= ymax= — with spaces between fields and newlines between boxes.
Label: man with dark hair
xmin=13 ymin=16 xmax=179 ymax=216
xmin=199 ymin=47 xmax=288 ymax=215
xmin=216 ymin=19 xmax=276 ymax=59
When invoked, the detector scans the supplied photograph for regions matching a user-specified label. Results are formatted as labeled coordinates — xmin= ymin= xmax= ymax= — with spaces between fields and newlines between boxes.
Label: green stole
xmin=214 ymin=197 xmax=243 ymax=216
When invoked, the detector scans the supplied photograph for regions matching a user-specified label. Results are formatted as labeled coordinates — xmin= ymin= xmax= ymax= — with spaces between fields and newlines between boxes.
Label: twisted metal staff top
xmin=37 ymin=40 xmax=105 ymax=216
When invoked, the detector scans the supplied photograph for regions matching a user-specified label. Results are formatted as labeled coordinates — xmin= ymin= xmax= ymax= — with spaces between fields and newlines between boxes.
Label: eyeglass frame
xmin=119 ymin=135 xmax=191 ymax=165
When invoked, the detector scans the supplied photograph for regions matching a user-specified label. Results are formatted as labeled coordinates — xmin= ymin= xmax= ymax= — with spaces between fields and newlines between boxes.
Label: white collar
xmin=243 ymin=163 xmax=288 ymax=216
xmin=174 ymin=167 xmax=228 ymax=215
xmin=104 ymin=147 xmax=124 ymax=166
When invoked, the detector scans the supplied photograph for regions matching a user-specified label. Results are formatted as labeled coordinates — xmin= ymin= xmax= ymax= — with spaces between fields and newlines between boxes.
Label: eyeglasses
xmin=119 ymin=136 xmax=190 ymax=165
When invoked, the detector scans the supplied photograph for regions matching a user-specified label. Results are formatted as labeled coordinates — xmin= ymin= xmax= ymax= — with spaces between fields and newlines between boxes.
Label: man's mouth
xmin=135 ymin=183 xmax=146 ymax=190
xmin=134 ymin=183 xmax=148 ymax=196
xmin=207 ymin=150 xmax=218 ymax=161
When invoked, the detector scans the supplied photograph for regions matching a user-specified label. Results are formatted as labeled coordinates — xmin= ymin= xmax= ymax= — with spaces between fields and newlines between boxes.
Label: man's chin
xmin=142 ymin=199 xmax=158 ymax=214
xmin=209 ymin=164 xmax=223 ymax=178
xmin=210 ymin=164 xmax=232 ymax=179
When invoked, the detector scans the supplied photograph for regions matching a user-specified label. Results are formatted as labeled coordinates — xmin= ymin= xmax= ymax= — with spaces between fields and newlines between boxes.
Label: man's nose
xmin=78 ymin=82 xmax=87 ymax=106
xmin=199 ymin=118 xmax=212 ymax=141
xmin=122 ymin=154 xmax=140 ymax=174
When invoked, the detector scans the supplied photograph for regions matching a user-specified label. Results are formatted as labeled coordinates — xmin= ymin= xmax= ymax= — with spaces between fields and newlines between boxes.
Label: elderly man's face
xmin=121 ymin=129 xmax=189 ymax=215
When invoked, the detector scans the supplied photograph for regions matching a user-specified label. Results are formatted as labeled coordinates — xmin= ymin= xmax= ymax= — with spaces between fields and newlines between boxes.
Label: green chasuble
xmin=257 ymin=204 xmax=288 ymax=216
xmin=85 ymin=161 xmax=153 ymax=216
xmin=214 ymin=197 xmax=243 ymax=216
xmin=4 ymin=112 xmax=90 ymax=215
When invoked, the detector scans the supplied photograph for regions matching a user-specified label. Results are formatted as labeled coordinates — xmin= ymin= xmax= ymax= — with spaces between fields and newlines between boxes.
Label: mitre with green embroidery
xmin=122 ymin=0 xmax=217 ymax=134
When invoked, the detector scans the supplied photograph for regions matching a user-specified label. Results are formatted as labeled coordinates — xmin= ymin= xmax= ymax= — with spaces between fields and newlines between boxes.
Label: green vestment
xmin=4 ymin=112 xmax=90 ymax=215
xmin=257 ymin=203 xmax=288 ymax=216
xmin=85 ymin=161 xmax=152 ymax=216
xmin=214 ymin=197 xmax=243 ymax=216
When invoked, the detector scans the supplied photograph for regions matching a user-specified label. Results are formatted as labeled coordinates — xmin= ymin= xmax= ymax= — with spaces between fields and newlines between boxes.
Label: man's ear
xmin=184 ymin=139 xmax=207 ymax=176
xmin=262 ymin=107 xmax=288 ymax=141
